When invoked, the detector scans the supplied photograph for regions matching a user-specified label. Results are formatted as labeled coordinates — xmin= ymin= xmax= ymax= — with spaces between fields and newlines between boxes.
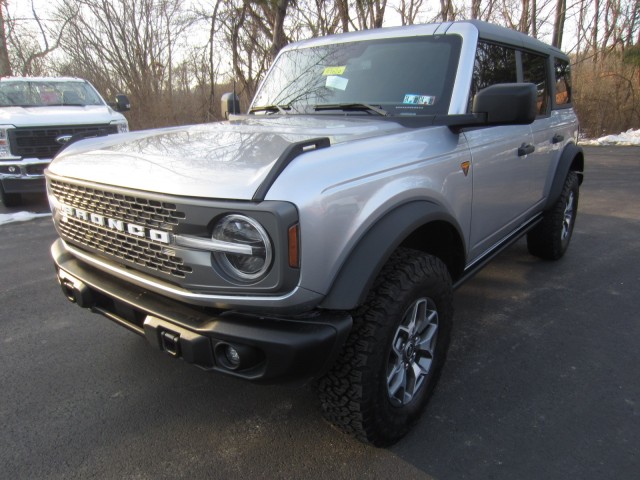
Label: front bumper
xmin=0 ymin=158 xmax=49 ymax=193
xmin=52 ymin=240 xmax=352 ymax=383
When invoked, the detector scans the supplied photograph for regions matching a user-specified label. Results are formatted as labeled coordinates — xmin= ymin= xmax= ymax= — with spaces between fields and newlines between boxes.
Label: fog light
xmin=225 ymin=345 xmax=241 ymax=367
xmin=215 ymin=342 xmax=264 ymax=371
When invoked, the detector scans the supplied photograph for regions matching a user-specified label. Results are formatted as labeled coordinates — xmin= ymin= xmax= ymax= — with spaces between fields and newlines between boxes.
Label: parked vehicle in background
xmin=46 ymin=21 xmax=583 ymax=446
xmin=0 ymin=77 xmax=130 ymax=207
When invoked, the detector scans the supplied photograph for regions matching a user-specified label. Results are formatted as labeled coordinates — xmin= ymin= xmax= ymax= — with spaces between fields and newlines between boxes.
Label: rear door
xmin=522 ymin=51 xmax=557 ymax=208
xmin=529 ymin=57 xmax=579 ymax=203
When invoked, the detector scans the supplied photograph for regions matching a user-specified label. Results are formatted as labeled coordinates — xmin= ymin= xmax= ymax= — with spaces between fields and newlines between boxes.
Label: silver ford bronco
xmin=47 ymin=20 xmax=583 ymax=445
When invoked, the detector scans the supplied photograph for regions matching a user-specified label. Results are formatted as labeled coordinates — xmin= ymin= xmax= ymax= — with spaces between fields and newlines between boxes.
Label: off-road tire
xmin=0 ymin=185 xmax=21 ymax=208
xmin=527 ymin=171 xmax=579 ymax=260
xmin=317 ymin=248 xmax=453 ymax=446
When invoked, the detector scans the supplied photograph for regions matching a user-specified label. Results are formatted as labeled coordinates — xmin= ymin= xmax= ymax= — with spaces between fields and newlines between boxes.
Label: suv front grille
xmin=9 ymin=124 xmax=118 ymax=159
xmin=50 ymin=179 xmax=192 ymax=278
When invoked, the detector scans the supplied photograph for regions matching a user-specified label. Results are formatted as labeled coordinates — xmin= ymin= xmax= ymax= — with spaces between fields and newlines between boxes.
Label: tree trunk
xmin=208 ymin=1 xmax=222 ymax=120
xmin=336 ymin=0 xmax=350 ymax=32
xmin=593 ymin=0 xmax=600 ymax=64
xmin=440 ymin=0 xmax=454 ymax=21
xmin=0 ymin=1 xmax=13 ymax=76
xmin=470 ymin=0 xmax=481 ymax=19
xmin=531 ymin=0 xmax=537 ymax=37
xmin=519 ymin=0 xmax=530 ymax=34
xmin=552 ymin=0 xmax=566 ymax=48
xmin=270 ymin=0 xmax=290 ymax=61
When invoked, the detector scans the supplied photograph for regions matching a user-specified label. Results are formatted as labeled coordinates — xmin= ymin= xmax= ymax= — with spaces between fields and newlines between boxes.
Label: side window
xmin=522 ymin=52 xmax=550 ymax=116
xmin=554 ymin=58 xmax=572 ymax=106
xmin=469 ymin=42 xmax=517 ymax=111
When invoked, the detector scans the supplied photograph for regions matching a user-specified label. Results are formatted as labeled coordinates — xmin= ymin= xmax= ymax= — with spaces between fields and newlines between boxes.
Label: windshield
xmin=0 ymin=80 xmax=104 ymax=107
xmin=252 ymin=35 xmax=462 ymax=116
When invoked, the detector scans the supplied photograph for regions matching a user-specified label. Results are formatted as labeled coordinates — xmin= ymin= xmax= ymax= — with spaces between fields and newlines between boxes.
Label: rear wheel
xmin=317 ymin=248 xmax=453 ymax=446
xmin=0 ymin=185 xmax=22 ymax=207
xmin=527 ymin=171 xmax=579 ymax=260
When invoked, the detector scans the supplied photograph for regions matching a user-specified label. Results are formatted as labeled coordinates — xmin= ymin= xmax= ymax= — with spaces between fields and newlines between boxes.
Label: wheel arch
xmin=544 ymin=142 xmax=584 ymax=210
xmin=319 ymin=201 xmax=466 ymax=310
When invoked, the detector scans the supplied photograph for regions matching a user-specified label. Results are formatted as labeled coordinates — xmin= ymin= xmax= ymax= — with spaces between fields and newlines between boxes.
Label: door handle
xmin=552 ymin=134 xmax=564 ymax=144
xmin=518 ymin=143 xmax=535 ymax=156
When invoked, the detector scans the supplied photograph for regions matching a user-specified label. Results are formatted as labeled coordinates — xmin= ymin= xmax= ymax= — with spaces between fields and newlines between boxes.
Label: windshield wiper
xmin=314 ymin=103 xmax=388 ymax=117
xmin=249 ymin=104 xmax=291 ymax=115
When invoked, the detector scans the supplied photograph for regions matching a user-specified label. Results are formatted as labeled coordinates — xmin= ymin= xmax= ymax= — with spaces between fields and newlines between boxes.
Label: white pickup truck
xmin=0 ymin=77 xmax=130 ymax=206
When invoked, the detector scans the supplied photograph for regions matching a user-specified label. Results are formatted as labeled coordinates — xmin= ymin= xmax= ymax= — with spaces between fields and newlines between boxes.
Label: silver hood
xmin=47 ymin=115 xmax=406 ymax=200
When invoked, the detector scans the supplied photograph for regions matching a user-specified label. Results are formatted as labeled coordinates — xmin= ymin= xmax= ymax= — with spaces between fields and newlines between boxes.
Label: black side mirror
xmin=221 ymin=92 xmax=240 ymax=119
xmin=472 ymin=83 xmax=537 ymax=125
xmin=114 ymin=94 xmax=131 ymax=112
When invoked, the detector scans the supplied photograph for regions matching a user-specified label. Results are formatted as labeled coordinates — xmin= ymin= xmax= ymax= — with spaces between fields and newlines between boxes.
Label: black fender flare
xmin=544 ymin=143 xmax=584 ymax=210
xmin=319 ymin=200 xmax=464 ymax=310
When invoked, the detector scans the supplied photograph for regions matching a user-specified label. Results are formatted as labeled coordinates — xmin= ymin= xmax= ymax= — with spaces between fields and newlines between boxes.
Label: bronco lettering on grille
xmin=59 ymin=204 xmax=171 ymax=244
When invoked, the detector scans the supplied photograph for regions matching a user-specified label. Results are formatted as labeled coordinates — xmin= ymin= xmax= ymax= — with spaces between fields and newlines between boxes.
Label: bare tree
xmin=519 ymin=0 xmax=530 ymax=33
xmin=223 ymin=2 xmax=272 ymax=107
xmin=354 ymin=0 xmax=388 ymax=29
xmin=188 ymin=0 xmax=225 ymax=121
xmin=395 ymin=0 xmax=425 ymax=25
xmin=623 ymin=0 xmax=640 ymax=47
xmin=270 ymin=0 xmax=291 ymax=60
xmin=290 ymin=0 xmax=345 ymax=37
xmin=439 ymin=0 xmax=455 ymax=21
xmin=0 ymin=0 xmax=11 ymax=76
xmin=467 ymin=0 xmax=499 ymax=21
xmin=0 ymin=0 xmax=625 ymax=136
xmin=470 ymin=0 xmax=482 ymax=18
xmin=336 ymin=0 xmax=351 ymax=31
xmin=601 ymin=0 xmax=621 ymax=53
xmin=531 ymin=0 xmax=537 ymax=36
xmin=55 ymin=0 xmax=194 ymax=128
xmin=2 ymin=0 xmax=69 ymax=76
xmin=240 ymin=0 xmax=293 ymax=61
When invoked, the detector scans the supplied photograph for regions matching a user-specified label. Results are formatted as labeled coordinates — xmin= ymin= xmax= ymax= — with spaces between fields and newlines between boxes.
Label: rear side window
xmin=522 ymin=52 xmax=550 ymax=116
xmin=554 ymin=59 xmax=572 ymax=106
xmin=469 ymin=42 xmax=517 ymax=111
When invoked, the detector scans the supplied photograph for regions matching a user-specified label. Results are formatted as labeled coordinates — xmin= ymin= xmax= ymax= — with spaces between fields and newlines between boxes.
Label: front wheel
xmin=317 ymin=248 xmax=453 ymax=446
xmin=527 ymin=171 xmax=579 ymax=260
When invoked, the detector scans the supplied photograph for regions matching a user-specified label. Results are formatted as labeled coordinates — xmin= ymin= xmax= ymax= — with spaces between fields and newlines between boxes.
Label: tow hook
xmin=143 ymin=316 xmax=215 ymax=368
xmin=160 ymin=330 xmax=181 ymax=357
xmin=60 ymin=277 xmax=77 ymax=303
xmin=57 ymin=271 xmax=94 ymax=308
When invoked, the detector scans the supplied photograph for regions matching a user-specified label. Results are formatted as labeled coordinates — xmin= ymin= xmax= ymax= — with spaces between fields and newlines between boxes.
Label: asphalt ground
xmin=1 ymin=146 xmax=638 ymax=479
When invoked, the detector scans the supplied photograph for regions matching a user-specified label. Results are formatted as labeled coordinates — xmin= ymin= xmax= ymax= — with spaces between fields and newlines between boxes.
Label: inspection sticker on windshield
xmin=323 ymin=66 xmax=346 ymax=76
xmin=403 ymin=94 xmax=436 ymax=105
xmin=326 ymin=75 xmax=348 ymax=91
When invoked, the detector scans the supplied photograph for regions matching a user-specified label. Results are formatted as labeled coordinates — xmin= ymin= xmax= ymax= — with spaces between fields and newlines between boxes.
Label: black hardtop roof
xmin=281 ymin=19 xmax=570 ymax=63
xmin=459 ymin=19 xmax=569 ymax=60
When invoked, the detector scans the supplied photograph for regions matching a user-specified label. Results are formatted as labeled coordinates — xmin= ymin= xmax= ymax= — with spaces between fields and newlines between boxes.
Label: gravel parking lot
xmin=1 ymin=146 xmax=638 ymax=479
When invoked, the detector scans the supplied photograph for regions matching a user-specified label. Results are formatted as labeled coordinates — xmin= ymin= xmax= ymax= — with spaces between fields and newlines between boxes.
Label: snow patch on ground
xmin=582 ymin=129 xmax=640 ymax=146
xmin=0 ymin=211 xmax=51 ymax=226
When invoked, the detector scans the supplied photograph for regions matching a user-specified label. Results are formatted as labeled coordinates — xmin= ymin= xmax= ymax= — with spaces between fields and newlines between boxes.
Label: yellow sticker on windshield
xmin=323 ymin=66 xmax=346 ymax=76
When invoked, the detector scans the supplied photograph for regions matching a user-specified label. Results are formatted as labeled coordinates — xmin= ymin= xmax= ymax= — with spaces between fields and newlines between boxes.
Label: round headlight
xmin=212 ymin=214 xmax=273 ymax=282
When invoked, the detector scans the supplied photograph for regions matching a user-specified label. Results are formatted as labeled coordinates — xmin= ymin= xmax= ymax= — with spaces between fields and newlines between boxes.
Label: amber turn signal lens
xmin=288 ymin=224 xmax=300 ymax=268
